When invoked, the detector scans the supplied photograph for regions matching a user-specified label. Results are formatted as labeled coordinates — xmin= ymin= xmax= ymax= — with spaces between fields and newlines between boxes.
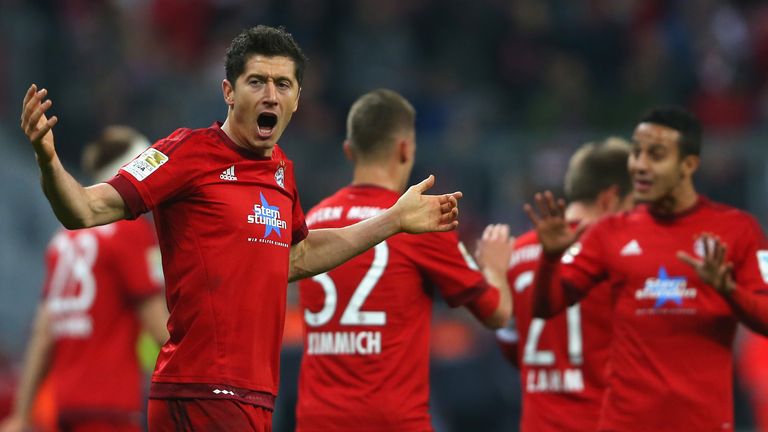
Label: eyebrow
xmin=245 ymin=73 xmax=295 ymax=85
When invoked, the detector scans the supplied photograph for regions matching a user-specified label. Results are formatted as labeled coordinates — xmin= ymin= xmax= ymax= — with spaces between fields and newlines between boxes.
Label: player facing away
xmin=294 ymin=89 xmax=513 ymax=432
xmin=495 ymin=137 xmax=632 ymax=432
xmin=526 ymin=106 xmax=768 ymax=431
xmin=20 ymin=26 xmax=462 ymax=431
xmin=0 ymin=127 xmax=169 ymax=432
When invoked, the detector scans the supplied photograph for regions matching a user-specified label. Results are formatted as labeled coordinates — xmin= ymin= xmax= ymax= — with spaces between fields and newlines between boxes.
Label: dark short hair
xmin=346 ymin=89 xmax=416 ymax=161
xmin=564 ymin=137 xmax=632 ymax=203
xmin=81 ymin=126 xmax=149 ymax=180
xmin=638 ymin=106 xmax=702 ymax=157
xmin=225 ymin=25 xmax=308 ymax=87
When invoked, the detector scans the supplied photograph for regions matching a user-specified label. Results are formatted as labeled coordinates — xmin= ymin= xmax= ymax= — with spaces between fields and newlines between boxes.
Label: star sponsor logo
xmin=635 ymin=266 xmax=697 ymax=308
xmin=247 ymin=191 xmax=287 ymax=239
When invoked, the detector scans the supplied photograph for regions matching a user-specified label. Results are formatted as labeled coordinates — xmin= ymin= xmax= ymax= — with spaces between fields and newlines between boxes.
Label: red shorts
xmin=60 ymin=419 xmax=141 ymax=432
xmin=148 ymin=399 xmax=272 ymax=432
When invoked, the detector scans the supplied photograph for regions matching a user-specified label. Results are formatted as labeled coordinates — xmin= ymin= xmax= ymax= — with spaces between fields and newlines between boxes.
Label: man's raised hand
xmin=21 ymin=84 xmax=59 ymax=166
xmin=394 ymin=175 xmax=462 ymax=234
xmin=475 ymin=223 xmax=515 ymax=274
xmin=677 ymin=234 xmax=736 ymax=295
xmin=523 ymin=191 xmax=583 ymax=256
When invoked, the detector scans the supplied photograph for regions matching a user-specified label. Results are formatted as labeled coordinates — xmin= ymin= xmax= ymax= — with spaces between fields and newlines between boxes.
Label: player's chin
xmin=632 ymin=187 xmax=657 ymax=201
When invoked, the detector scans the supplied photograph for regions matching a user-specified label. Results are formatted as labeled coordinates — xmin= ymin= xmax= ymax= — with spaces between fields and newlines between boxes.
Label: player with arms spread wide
xmin=1 ymin=126 xmax=169 ymax=432
xmin=295 ymin=89 xmax=512 ymax=432
xmin=527 ymin=106 xmax=768 ymax=431
xmin=497 ymin=137 xmax=632 ymax=432
xmin=19 ymin=26 xmax=461 ymax=431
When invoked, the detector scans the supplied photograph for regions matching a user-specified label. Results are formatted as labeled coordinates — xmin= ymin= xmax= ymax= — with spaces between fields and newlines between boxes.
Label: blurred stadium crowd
xmin=2 ymin=0 xmax=768 ymax=430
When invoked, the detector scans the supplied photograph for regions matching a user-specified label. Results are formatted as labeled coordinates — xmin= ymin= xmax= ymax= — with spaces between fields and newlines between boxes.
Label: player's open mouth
xmin=257 ymin=113 xmax=278 ymax=138
xmin=634 ymin=179 xmax=652 ymax=192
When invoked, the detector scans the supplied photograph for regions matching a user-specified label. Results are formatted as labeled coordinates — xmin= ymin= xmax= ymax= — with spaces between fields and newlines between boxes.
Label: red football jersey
xmin=296 ymin=185 xmax=490 ymax=432
xmin=506 ymin=229 xmax=612 ymax=432
xmin=43 ymin=217 xmax=162 ymax=420
xmin=561 ymin=197 xmax=768 ymax=431
xmin=107 ymin=123 xmax=307 ymax=408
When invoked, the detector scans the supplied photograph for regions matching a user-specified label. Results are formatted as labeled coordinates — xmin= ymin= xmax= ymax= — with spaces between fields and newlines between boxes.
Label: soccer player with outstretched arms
xmin=526 ymin=107 xmax=768 ymax=431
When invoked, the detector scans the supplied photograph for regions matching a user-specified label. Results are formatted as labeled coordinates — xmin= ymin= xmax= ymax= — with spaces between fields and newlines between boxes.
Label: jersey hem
xmin=149 ymin=382 xmax=276 ymax=410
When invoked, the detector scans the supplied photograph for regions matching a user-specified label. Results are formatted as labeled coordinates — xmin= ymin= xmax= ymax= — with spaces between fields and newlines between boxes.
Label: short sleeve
xmin=560 ymin=221 xmax=609 ymax=296
xmin=113 ymin=219 xmax=164 ymax=302
xmin=407 ymin=231 xmax=488 ymax=307
xmin=291 ymin=182 xmax=308 ymax=245
xmin=733 ymin=214 xmax=768 ymax=294
xmin=106 ymin=129 xmax=198 ymax=218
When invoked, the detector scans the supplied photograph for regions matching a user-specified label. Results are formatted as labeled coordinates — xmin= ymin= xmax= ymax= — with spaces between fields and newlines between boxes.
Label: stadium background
xmin=1 ymin=0 xmax=767 ymax=430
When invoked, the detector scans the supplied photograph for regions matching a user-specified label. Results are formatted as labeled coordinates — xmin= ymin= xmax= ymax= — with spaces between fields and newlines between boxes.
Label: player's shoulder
xmin=509 ymin=229 xmax=541 ymax=270
xmin=590 ymin=207 xmax=643 ymax=231
xmin=514 ymin=229 xmax=539 ymax=247
xmin=271 ymin=144 xmax=293 ymax=163
xmin=701 ymin=197 xmax=763 ymax=232
xmin=701 ymin=196 xmax=753 ymax=219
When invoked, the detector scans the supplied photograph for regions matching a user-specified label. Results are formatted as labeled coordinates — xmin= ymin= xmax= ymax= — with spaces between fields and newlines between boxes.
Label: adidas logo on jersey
xmin=620 ymin=239 xmax=642 ymax=256
xmin=220 ymin=165 xmax=237 ymax=181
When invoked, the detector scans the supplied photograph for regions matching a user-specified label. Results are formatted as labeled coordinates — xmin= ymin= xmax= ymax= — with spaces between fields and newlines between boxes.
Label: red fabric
xmin=726 ymin=288 xmax=768 ymax=336
xmin=465 ymin=283 xmax=500 ymax=321
xmin=60 ymin=417 xmax=141 ymax=432
xmin=108 ymin=123 xmax=307 ymax=405
xmin=149 ymin=383 xmax=275 ymax=409
xmin=147 ymin=399 xmax=272 ymax=432
xmin=737 ymin=331 xmax=768 ymax=432
xmin=557 ymin=197 xmax=768 ymax=431
xmin=507 ymin=229 xmax=612 ymax=432
xmin=296 ymin=185 xmax=489 ymax=431
xmin=43 ymin=218 xmax=162 ymax=417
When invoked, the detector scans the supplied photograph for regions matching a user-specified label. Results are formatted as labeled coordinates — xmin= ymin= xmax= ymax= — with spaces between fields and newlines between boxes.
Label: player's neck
xmin=350 ymin=165 xmax=404 ymax=193
xmin=564 ymin=202 xmax=602 ymax=224
xmin=650 ymin=183 xmax=698 ymax=217
xmin=221 ymin=118 xmax=274 ymax=158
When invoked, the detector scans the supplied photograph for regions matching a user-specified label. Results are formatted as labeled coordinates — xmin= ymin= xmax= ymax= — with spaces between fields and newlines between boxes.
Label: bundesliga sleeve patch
xmin=757 ymin=250 xmax=768 ymax=283
xmin=123 ymin=148 xmax=169 ymax=181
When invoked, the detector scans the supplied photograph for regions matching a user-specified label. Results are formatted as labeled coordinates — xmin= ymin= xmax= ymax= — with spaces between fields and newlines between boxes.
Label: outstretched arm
xmin=679 ymin=234 xmax=768 ymax=336
xmin=524 ymin=191 xmax=586 ymax=318
xmin=0 ymin=306 xmax=53 ymax=432
xmin=21 ymin=84 xmax=128 ymax=229
xmin=473 ymin=224 xmax=514 ymax=328
xmin=289 ymin=175 xmax=461 ymax=282
xmin=137 ymin=294 xmax=170 ymax=346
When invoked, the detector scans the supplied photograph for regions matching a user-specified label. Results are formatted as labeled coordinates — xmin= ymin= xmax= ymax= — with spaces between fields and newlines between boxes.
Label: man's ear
xmin=681 ymin=154 xmax=700 ymax=178
xmin=398 ymin=139 xmax=413 ymax=164
xmin=222 ymin=79 xmax=235 ymax=107
xmin=293 ymin=87 xmax=301 ymax=113
xmin=597 ymin=184 xmax=620 ymax=212
xmin=343 ymin=140 xmax=355 ymax=162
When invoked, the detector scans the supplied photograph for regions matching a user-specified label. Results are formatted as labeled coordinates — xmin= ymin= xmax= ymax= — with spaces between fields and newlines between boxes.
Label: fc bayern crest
xmin=693 ymin=235 xmax=717 ymax=258
xmin=275 ymin=166 xmax=285 ymax=188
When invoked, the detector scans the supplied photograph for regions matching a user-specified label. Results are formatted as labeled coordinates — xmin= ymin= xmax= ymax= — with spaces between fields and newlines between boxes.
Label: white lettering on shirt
xmin=347 ymin=206 xmax=385 ymax=220
xmin=306 ymin=206 xmax=344 ymax=227
xmin=525 ymin=368 xmax=584 ymax=393
xmin=306 ymin=331 xmax=382 ymax=355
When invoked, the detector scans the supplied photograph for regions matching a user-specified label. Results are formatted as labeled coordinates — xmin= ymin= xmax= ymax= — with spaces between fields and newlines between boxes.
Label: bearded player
xmin=527 ymin=106 xmax=768 ymax=431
